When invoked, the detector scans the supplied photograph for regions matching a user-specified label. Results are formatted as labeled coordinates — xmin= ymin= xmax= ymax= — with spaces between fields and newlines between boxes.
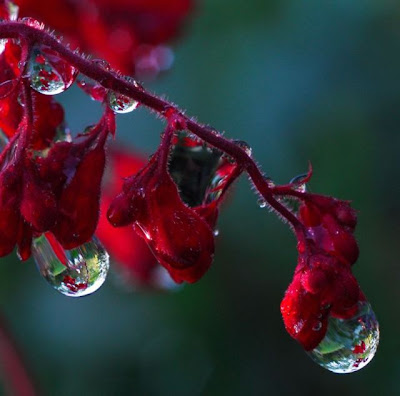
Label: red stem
xmin=0 ymin=22 xmax=306 ymax=239
xmin=0 ymin=314 xmax=37 ymax=396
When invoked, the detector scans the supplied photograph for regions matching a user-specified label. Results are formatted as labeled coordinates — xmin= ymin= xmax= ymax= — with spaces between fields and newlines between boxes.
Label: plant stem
xmin=0 ymin=21 xmax=306 ymax=240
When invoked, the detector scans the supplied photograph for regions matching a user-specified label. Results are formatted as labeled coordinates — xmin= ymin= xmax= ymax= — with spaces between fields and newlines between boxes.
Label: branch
xmin=0 ymin=21 xmax=306 ymax=239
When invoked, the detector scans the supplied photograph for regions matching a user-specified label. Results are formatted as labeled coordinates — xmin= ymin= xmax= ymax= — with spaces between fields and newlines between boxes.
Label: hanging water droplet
xmin=290 ymin=173 xmax=308 ymax=193
xmin=27 ymin=45 xmax=77 ymax=95
xmin=233 ymin=139 xmax=252 ymax=156
xmin=107 ymin=79 xmax=139 ymax=114
xmin=32 ymin=233 xmax=110 ymax=297
xmin=21 ymin=17 xmax=44 ymax=30
xmin=258 ymin=198 xmax=267 ymax=208
xmin=308 ymin=301 xmax=379 ymax=373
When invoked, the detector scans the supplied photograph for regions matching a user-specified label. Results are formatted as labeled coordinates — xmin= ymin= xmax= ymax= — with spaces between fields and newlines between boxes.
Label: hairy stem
xmin=0 ymin=21 xmax=306 ymax=240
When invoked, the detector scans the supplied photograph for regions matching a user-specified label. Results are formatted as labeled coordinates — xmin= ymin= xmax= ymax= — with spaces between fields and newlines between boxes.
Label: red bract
xmin=280 ymin=188 xmax=363 ymax=350
xmin=17 ymin=0 xmax=193 ymax=75
xmin=96 ymin=147 xmax=160 ymax=287
xmin=108 ymin=127 xmax=241 ymax=283
xmin=40 ymin=111 xmax=115 ymax=249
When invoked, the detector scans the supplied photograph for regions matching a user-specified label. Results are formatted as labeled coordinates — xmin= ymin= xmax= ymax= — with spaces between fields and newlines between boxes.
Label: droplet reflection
xmin=308 ymin=301 xmax=379 ymax=373
xmin=33 ymin=233 xmax=109 ymax=297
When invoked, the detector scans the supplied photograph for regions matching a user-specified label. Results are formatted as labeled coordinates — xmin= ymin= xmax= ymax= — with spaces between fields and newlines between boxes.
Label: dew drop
xmin=107 ymin=80 xmax=139 ymax=114
xmin=308 ymin=301 xmax=379 ymax=373
xmin=92 ymin=58 xmax=110 ymax=71
xmin=289 ymin=173 xmax=308 ymax=193
xmin=21 ymin=17 xmax=44 ymax=30
xmin=32 ymin=233 xmax=109 ymax=297
xmin=27 ymin=45 xmax=77 ymax=95
xmin=258 ymin=198 xmax=267 ymax=208
xmin=213 ymin=229 xmax=220 ymax=237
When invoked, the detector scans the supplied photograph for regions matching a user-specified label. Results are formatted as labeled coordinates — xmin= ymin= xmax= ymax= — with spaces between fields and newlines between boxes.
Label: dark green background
xmin=1 ymin=0 xmax=399 ymax=394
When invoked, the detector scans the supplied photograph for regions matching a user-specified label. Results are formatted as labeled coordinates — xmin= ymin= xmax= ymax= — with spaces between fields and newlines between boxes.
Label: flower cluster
xmin=0 ymin=0 xmax=379 ymax=373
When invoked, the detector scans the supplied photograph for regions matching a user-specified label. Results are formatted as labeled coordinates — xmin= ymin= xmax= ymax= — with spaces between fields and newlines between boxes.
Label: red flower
xmin=0 ymin=97 xmax=114 ymax=259
xmin=280 ymin=190 xmax=363 ymax=350
xmin=17 ymin=0 xmax=193 ymax=75
xmin=108 ymin=128 xmax=241 ymax=283
xmin=96 ymin=147 xmax=163 ymax=288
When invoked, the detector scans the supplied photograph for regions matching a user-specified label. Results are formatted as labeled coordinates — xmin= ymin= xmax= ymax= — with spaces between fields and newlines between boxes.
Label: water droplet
xmin=312 ymin=321 xmax=323 ymax=331
xmin=32 ymin=233 xmax=109 ymax=297
xmin=308 ymin=301 xmax=379 ymax=373
xmin=168 ymin=131 xmax=237 ymax=207
xmin=213 ymin=229 xmax=220 ymax=237
xmin=233 ymin=139 xmax=252 ymax=156
xmin=258 ymin=198 xmax=267 ymax=208
xmin=92 ymin=58 xmax=110 ymax=71
xmin=107 ymin=81 xmax=139 ymax=114
xmin=27 ymin=45 xmax=77 ymax=95
xmin=21 ymin=17 xmax=44 ymax=30
xmin=290 ymin=173 xmax=308 ymax=193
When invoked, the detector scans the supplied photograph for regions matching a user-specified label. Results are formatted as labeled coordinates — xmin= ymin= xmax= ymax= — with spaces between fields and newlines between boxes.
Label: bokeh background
xmin=1 ymin=0 xmax=399 ymax=394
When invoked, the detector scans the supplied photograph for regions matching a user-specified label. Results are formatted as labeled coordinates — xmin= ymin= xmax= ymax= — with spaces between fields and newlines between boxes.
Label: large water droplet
xmin=308 ymin=301 xmax=379 ymax=373
xmin=32 ymin=233 xmax=109 ymax=297
xmin=28 ymin=45 xmax=77 ymax=95
xmin=107 ymin=79 xmax=139 ymax=114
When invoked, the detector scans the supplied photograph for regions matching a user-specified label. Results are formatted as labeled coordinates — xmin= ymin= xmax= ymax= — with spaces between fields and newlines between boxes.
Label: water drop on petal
xmin=308 ymin=301 xmax=379 ymax=373
xmin=33 ymin=233 xmax=109 ymax=297
xmin=28 ymin=45 xmax=77 ymax=95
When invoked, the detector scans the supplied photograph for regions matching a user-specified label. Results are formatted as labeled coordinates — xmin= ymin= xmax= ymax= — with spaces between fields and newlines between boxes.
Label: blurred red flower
xmin=17 ymin=0 xmax=193 ymax=76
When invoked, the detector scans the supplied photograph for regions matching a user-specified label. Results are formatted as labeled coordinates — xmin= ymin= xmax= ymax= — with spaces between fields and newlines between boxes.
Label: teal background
xmin=1 ymin=0 xmax=399 ymax=394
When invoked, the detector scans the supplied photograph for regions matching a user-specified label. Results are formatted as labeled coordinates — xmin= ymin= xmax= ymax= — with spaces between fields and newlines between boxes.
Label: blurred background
xmin=1 ymin=0 xmax=400 ymax=394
